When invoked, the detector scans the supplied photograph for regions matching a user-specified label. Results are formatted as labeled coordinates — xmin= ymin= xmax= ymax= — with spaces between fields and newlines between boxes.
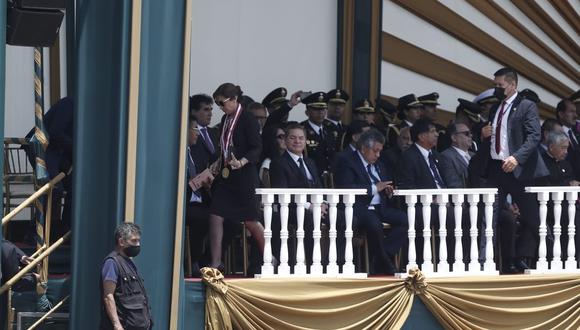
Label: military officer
xmin=300 ymin=92 xmax=335 ymax=180
xmin=323 ymin=89 xmax=349 ymax=151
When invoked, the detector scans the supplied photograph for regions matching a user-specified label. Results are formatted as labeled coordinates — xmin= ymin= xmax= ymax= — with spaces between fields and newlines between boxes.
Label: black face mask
xmin=124 ymin=245 xmax=141 ymax=257
xmin=494 ymin=87 xmax=506 ymax=101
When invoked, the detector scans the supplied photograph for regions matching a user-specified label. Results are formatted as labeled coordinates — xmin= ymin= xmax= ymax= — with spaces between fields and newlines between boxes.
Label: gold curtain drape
xmin=202 ymin=268 xmax=580 ymax=330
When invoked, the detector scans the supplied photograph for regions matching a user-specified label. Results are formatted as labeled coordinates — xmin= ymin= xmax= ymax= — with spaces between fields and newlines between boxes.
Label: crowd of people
xmin=183 ymin=68 xmax=580 ymax=277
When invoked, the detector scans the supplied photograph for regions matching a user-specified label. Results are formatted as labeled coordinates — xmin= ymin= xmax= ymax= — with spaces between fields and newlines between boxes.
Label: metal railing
xmin=2 ymin=171 xmax=70 ymax=329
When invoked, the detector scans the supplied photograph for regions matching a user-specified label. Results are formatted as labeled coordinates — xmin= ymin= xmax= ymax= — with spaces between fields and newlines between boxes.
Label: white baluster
xmin=536 ymin=192 xmax=549 ymax=272
xmin=261 ymin=193 xmax=275 ymax=275
xmin=406 ymin=195 xmax=418 ymax=272
xmin=311 ymin=194 xmax=324 ymax=275
xmin=551 ymin=192 xmax=564 ymax=271
xmin=451 ymin=194 xmax=464 ymax=273
xmin=278 ymin=194 xmax=291 ymax=275
xmin=294 ymin=194 xmax=307 ymax=275
xmin=467 ymin=194 xmax=480 ymax=272
xmin=327 ymin=193 xmax=339 ymax=275
xmin=436 ymin=194 xmax=449 ymax=274
xmin=483 ymin=193 xmax=496 ymax=272
xmin=343 ymin=193 xmax=356 ymax=275
xmin=564 ymin=191 xmax=578 ymax=270
xmin=421 ymin=194 xmax=433 ymax=273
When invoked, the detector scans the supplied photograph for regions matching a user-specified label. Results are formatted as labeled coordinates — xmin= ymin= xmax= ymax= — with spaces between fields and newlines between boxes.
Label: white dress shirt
xmin=452 ymin=146 xmax=471 ymax=164
xmin=356 ymin=151 xmax=381 ymax=206
xmin=308 ymin=121 xmax=324 ymax=136
xmin=491 ymin=92 xmax=518 ymax=160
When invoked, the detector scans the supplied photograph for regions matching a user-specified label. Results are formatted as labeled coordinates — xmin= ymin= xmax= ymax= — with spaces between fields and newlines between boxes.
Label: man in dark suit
xmin=300 ymin=92 xmax=336 ymax=179
xmin=269 ymin=122 xmax=324 ymax=266
xmin=332 ymin=120 xmax=370 ymax=174
xmin=537 ymin=131 xmax=578 ymax=187
xmin=397 ymin=118 xmax=460 ymax=189
xmin=440 ymin=123 xmax=474 ymax=188
xmin=556 ymin=99 xmax=580 ymax=180
xmin=190 ymin=94 xmax=220 ymax=168
xmin=380 ymin=126 xmax=411 ymax=180
xmin=335 ymin=129 xmax=407 ymax=275
xmin=478 ymin=67 xmax=548 ymax=272
xmin=185 ymin=117 xmax=214 ymax=276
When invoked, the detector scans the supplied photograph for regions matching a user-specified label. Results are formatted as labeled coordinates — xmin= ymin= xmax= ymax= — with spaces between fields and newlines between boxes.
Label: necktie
xmin=494 ymin=101 xmax=507 ymax=154
xmin=568 ymin=129 xmax=579 ymax=148
xmin=298 ymin=158 xmax=313 ymax=187
xmin=319 ymin=127 xmax=325 ymax=139
xmin=366 ymin=164 xmax=380 ymax=183
xmin=201 ymin=127 xmax=215 ymax=154
xmin=428 ymin=151 xmax=446 ymax=188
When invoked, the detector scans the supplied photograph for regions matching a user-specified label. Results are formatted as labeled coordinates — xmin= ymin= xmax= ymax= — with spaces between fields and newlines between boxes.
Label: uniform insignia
xmin=281 ymin=88 xmax=287 ymax=97
xmin=562 ymin=168 xmax=566 ymax=173
xmin=336 ymin=90 xmax=341 ymax=98
xmin=364 ymin=100 xmax=369 ymax=107
xmin=333 ymin=131 xmax=338 ymax=137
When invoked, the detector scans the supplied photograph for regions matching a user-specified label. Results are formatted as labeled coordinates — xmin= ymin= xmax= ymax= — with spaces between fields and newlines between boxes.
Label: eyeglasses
xmin=277 ymin=134 xmax=286 ymax=139
xmin=454 ymin=131 xmax=472 ymax=137
xmin=215 ymin=97 xmax=231 ymax=107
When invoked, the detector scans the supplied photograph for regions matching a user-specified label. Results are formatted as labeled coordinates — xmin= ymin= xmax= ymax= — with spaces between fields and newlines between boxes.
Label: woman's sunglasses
xmin=215 ymin=97 xmax=231 ymax=107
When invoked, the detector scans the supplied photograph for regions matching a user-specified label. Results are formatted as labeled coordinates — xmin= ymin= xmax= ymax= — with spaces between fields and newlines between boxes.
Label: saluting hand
xmin=289 ymin=90 xmax=302 ymax=107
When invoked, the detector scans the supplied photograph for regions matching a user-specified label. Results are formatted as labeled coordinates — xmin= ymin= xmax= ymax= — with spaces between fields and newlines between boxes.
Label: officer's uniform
xmin=388 ymin=94 xmax=422 ymax=148
xmin=324 ymin=89 xmax=349 ymax=151
xmin=300 ymin=92 xmax=335 ymax=180
xmin=418 ymin=92 xmax=447 ymax=151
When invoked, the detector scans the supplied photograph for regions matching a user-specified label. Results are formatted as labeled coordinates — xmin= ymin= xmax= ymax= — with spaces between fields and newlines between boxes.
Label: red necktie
xmin=495 ymin=101 xmax=507 ymax=154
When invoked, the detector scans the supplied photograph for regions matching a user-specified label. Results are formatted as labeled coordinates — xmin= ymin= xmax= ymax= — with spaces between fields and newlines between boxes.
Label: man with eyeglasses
xmin=440 ymin=123 xmax=474 ymax=188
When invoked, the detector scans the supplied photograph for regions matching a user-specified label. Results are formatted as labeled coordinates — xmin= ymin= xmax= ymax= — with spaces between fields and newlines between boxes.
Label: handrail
xmin=0 ymin=231 xmax=71 ymax=295
xmin=27 ymin=295 xmax=70 ymax=330
xmin=2 ymin=172 xmax=66 ymax=226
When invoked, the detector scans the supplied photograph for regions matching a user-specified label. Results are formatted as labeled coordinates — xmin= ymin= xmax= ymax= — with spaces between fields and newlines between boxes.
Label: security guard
xmin=388 ymin=94 xmax=422 ymax=148
xmin=323 ymin=89 xmax=349 ymax=151
xmin=300 ymin=92 xmax=335 ymax=180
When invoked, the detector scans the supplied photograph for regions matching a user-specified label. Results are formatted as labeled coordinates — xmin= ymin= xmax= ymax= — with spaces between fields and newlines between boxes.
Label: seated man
xmin=440 ymin=123 xmax=474 ymax=188
xmin=335 ymin=129 xmax=407 ymax=275
xmin=269 ymin=122 xmax=325 ymax=266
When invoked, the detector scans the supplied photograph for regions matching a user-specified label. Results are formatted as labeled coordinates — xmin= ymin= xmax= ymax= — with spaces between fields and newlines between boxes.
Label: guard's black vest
xmin=100 ymin=251 xmax=152 ymax=330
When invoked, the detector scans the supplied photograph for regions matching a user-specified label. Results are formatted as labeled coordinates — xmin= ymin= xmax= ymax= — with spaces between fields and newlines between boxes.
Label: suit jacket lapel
xmin=352 ymin=151 xmax=372 ymax=185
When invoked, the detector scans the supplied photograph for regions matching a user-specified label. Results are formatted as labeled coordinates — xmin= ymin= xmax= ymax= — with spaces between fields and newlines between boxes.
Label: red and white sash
xmin=220 ymin=103 xmax=242 ymax=164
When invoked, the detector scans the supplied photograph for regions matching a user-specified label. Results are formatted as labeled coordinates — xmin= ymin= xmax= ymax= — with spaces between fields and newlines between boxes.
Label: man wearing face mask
xmin=101 ymin=223 xmax=152 ymax=330
xmin=478 ymin=67 xmax=548 ymax=273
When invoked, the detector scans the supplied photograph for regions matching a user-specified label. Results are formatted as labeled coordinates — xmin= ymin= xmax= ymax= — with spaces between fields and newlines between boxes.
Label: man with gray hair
xmin=101 ymin=223 xmax=152 ymax=330
xmin=538 ymin=131 xmax=579 ymax=186
xmin=335 ymin=129 xmax=407 ymax=275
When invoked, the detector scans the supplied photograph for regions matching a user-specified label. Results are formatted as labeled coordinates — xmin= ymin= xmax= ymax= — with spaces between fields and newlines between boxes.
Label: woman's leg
xmin=245 ymin=220 xmax=265 ymax=253
xmin=209 ymin=214 xmax=224 ymax=268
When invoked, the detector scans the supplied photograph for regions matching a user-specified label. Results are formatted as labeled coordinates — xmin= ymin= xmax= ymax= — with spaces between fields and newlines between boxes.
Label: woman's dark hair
xmin=260 ymin=124 xmax=285 ymax=163
xmin=213 ymin=83 xmax=243 ymax=102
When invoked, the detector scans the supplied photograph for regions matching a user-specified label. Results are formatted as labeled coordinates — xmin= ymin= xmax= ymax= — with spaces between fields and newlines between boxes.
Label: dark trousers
xmin=185 ymin=202 xmax=209 ymax=264
xmin=488 ymin=160 xmax=540 ymax=259
xmin=354 ymin=204 xmax=407 ymax=269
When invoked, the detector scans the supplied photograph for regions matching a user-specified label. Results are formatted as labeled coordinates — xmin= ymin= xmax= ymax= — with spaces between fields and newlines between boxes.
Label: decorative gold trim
xmin=169 ymin=0 xmax=193 ymax=328
xmin=341 ymin=0 xmax=355 ymax=123
xmin=125 ymin=0 xmax=142 ymax=223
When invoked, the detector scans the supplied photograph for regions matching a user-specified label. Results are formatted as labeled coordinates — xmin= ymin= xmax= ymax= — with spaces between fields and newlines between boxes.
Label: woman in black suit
xmin=208 ymin=83 xmax=263 ymax=270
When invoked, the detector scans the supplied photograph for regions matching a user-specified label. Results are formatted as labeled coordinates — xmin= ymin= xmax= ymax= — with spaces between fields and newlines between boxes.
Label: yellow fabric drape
xmin=421 ymin=275 xmax=580 ymax=330
xmin=202 ymin=268 xmax=413 ymax=330
xmin=202 ymin=267 xmax=580 ymax=330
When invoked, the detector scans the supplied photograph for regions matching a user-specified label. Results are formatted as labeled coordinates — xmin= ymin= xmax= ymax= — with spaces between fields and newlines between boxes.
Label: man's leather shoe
xmin=502 ymin=262 xmax=521 ymax=274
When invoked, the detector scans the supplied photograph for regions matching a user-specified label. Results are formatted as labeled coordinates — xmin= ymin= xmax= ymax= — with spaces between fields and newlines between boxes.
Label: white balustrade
xmin=525 ymin=187 xmax=580 ymax=274
xmin=255 ymin=188 xmax=367 ymax=278
xmin=395 ymin=189 xmax=498 ymax=277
